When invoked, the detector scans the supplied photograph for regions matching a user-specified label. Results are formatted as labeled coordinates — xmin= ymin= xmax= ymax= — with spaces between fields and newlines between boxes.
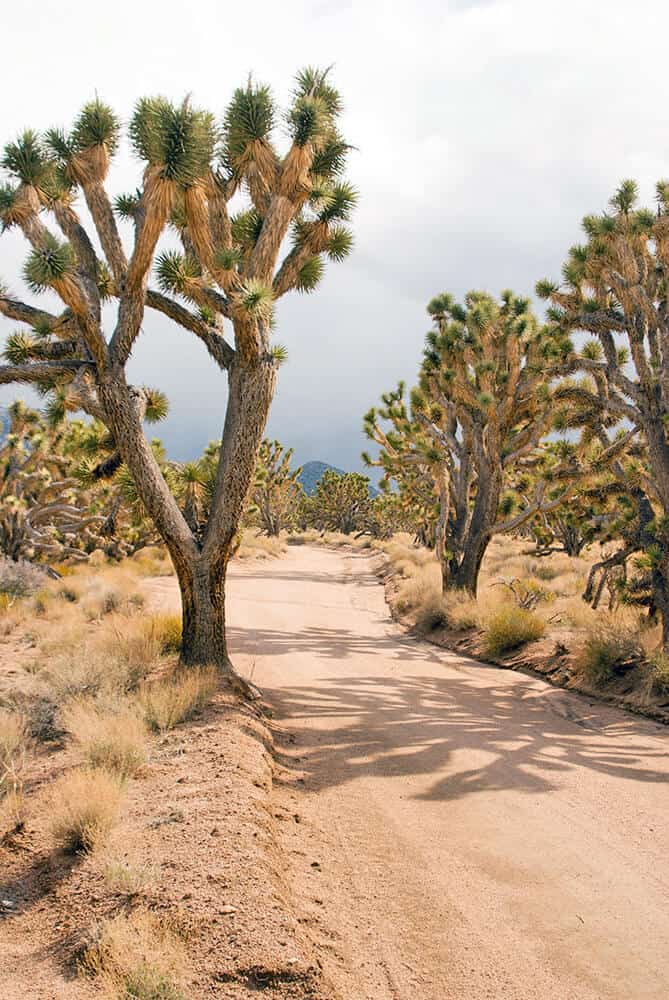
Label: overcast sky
xmin=1 ymin=0 xmax=668 ymax=472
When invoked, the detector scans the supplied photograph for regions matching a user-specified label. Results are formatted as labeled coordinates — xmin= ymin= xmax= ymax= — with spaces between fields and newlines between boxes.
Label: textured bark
xmin=204 ymin=359 xmax=278 ymax=569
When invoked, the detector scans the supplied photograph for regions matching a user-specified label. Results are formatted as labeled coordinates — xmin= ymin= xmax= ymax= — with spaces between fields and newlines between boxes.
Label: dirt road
xmin=154 ymin=545 xmax=669 ymax=999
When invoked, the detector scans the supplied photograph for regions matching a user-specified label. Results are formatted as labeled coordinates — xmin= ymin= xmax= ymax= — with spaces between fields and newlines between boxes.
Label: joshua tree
xmin=363 ymin=383 xmax=440 ymax=548
xmin=365 ymin=291 xmax=575 ymax=595
xmin=304 ymin=469 xmax=371 ymax=534
xmin=0 ymin=71 xmax=354 ymax=690
xmin=249 ymin=439 xmax=303 ymax=536
xmin=538 ymin=179 xmax=669 ymax=646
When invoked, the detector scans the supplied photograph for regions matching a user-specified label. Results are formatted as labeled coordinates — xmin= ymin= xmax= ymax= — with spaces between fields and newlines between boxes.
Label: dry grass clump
xmin=395 ymin=564 xmax=441 ymax=616
xmin=482 ymin=605 xmax=546 ymax=658
xmin=62 ymin=699 xmax=149 ymax=777
xmin=81 ymin=909 xmax=186 ymax=999
xmin=286 ymin=529 xmax=320 ymax=545
xmin=648 ymin=651 xmax=669 ymax=695
xmin=0 ymin=708 xmax=27 ymax=769
xmin=415 ymin=589 xmax=484 ymax=633
xmin=49 ymin=767 xmax=123 ymax=854
xmin=130 ymin=546 xmax=175 ymax=577
xmin=103 ymin=857 xmax=156 ymax=897
xmin=443 ymin=590 xmax=483 ymax=631
xmin=150 ymin=613 xmax=182 ymax=654
xmin=0 ymin=709 xmax=28 ymax=832
xmin=236 ymin=530 xmax=287 ymax=560
xmin=0 ymin=557 xmax=46 ymax=598
xmin=0 ymin=787 xmax=25 ymax=836
xmin=139 ymin=667 xmax=217 ymax=733
xmin=578 ymin=620 xmax=644 ymax=686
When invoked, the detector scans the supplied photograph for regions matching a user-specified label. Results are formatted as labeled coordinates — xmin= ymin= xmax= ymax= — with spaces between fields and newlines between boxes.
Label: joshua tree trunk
xmin=179 ymin=555 xmax=228 ymax=665
xmin=101 ymin=359 xmax=277 ymax=688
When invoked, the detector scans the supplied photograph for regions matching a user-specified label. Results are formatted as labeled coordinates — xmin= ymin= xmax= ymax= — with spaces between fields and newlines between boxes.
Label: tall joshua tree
xmin=365 ymin=291 xmax=574 ymax=594
xmin=0 ymin=70 xmax=354 ymax=691
xmin=538 ymin=179 xmax=669 ymax=646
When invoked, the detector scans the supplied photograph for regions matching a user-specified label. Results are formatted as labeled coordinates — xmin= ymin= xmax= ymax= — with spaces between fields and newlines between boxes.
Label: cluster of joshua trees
xmin=2 ymin=68 xmax=669 ymax=678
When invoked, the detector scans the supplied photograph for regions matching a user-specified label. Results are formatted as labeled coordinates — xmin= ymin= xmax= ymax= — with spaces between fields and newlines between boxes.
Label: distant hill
xmin=298 ymin=461 xmax=344 ymax=495
xmin=298 ymin=460 xmax=379 ymax=497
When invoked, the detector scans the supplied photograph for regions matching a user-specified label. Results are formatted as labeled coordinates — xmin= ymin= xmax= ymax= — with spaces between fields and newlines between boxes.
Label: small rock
xmin=220 ymin=905 xmax=237 ymax=915
xmin=1 ymin=899 xmax=15 ymax=910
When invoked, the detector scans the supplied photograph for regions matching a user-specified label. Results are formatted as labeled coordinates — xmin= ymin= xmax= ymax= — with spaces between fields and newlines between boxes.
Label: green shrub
xmin=482 ymin=605 xmax=545 ymax=657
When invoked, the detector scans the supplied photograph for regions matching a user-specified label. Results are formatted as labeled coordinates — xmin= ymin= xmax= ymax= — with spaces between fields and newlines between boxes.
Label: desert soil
xmin=153 ymin=544 xmax=669 ymax=1000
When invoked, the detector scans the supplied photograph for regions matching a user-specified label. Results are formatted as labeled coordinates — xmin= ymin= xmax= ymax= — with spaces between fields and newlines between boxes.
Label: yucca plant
xmin=0 ymin=71 xmax=354 ymax=694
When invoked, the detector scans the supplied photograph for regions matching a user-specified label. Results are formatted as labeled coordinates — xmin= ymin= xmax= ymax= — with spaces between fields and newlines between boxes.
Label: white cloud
xmin=2 ymin=0 xmax=668 ymax=469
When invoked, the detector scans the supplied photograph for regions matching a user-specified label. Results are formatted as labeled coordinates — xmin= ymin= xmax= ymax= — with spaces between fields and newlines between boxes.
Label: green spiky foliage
xmin=538 ymin=179 xmax=669 ymax=644
xmin=0 ymin=69 xmax=354 ymax=677
xmin=365 ymin=291 xmax=576 ymax=595
xmin=362 ymin=384 xmax=440 ymax=548
xmin=129 ymin=97 xmax=217 ymax=186
xmin=71 ymin=99 xmax=121 ymax=155
xmin=247 ymin=439 xmax=303 ymax=536
xmin=0 ymin=404 xmax=153 ymax=565
xmin=302 ymin=469 xmax=372 ymax=535
xmin=22 ymin=234 xmax=76 ymax=293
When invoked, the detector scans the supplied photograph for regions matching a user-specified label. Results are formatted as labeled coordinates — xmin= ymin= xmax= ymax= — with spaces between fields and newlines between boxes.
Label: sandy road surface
xmin=151 ymin=546 xmax=669 ymax=999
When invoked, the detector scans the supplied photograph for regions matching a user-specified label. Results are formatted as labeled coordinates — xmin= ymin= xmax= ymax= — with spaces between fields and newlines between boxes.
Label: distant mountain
xmin=298 ymin=460 xmax=379 ymax=497
xmin=298 ymin=461 xmax=344 ymax=495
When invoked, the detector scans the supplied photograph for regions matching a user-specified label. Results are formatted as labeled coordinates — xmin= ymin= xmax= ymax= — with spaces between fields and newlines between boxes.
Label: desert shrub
xmin=10 ymin=687 xmax=62 ymax=742
xmin=442 ymin=590 xmax=482 ymax=631
xmin=139 ymin=668 xmax=217 ymax=733
xmin=552 ymin=595 xmax=597 ymax=630
xmin=649 ymin=652 xmax=669 ymax=695
xmin=482 ymin=605 xmax=545 ymax=657
xmin=62 ymin=700 xmax=148 ymax=777
xmin=151 ymin=614 xmax=182 ymax=654
xmin=0 ymin=787 xmax=24 ymax=836
xmin=0 ymin=709 xmax=27 ymax=770
xmin=236 ymin=531 xmax=286 ymax=560
xmin=394 ymin=563 xmax=441 ymax=615
xmin=0 ymin=557 xmax=45 ymax=598
xmin=49 ymin=767 xmax=123 ymax=854
xmin=104 ymin=858 xmax=155 ymax=897
xmin=492 ymin=577 xmax=555 ymax=611
xmin=80 ymin=579 xmax=145 ymax=621
xmin=82 ymin=910 xmax=186 ymax=999
xmin=130 ymin=547 xmax=175 ymax=577
xmin=57 ymin=583 xmax=81 ymax=603
xmin=45 ymin=650 xmax=115 ymax=702
xmin=0 ymin=710 xmax=28 ymax=826
xmin=415 ymin=595 xmax=450 ymax=632
xmin=579 ymin=623 xmax=644 ymax=685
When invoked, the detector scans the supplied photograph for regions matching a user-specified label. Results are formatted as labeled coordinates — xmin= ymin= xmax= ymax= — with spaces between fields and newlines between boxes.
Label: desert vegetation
xmin=0 ymin=67 xmax=355 ymax=692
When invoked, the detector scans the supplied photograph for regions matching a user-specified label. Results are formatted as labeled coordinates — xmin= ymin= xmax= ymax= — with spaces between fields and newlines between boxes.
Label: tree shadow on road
xmin=233 ymin=620 xmax=669 ymax=803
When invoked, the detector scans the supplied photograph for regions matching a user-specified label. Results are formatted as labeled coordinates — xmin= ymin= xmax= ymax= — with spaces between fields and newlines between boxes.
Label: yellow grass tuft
xmin=139 ymin=667 xmax=217 ymax=733
xmin=81 ymin=909 xmax=186 ymax=999
xmin=482 ymin=605 xmax=546 ymax=658
xmin=49 ymin=767 xmax=123 ymax=854
xmin=62 ymin=699 xmax=149 ymax=778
